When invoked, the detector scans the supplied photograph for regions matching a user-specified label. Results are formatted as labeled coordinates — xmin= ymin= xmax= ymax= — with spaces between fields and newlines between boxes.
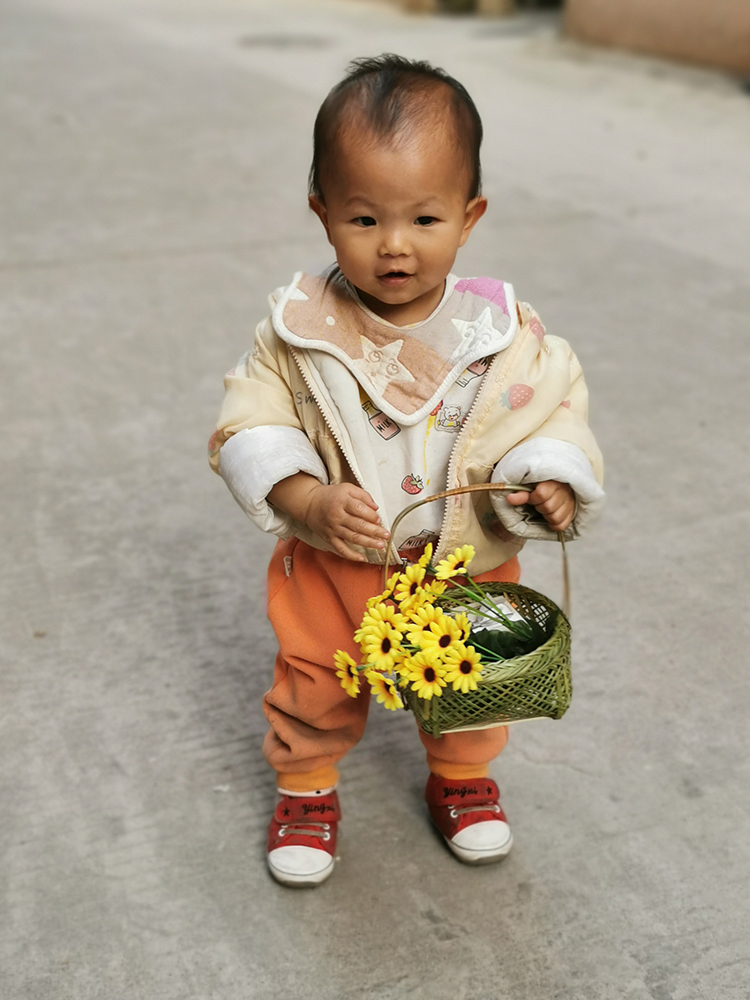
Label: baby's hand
xmin=304 ymin=483 xmax=390 ymax=562
xmin=505 ymin=480 xmax=576 ymax=532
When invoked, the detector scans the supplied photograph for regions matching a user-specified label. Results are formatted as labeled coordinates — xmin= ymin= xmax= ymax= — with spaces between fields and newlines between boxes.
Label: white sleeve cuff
xmin=218 ymin=426 xmax=329 ymax=536
xmin=491 ymin=438 xmax=605 ymax=541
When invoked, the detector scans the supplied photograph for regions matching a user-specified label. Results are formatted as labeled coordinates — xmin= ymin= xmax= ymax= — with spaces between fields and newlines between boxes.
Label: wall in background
xmin=564 ymin=0 xmax=750 ymax=76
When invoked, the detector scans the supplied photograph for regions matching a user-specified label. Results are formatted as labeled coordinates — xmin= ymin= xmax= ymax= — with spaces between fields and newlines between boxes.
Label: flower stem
xmin=470 ymin=641 xmax=506 ymax=660
xmin=443 ymin=576 xmax=533 ymax=638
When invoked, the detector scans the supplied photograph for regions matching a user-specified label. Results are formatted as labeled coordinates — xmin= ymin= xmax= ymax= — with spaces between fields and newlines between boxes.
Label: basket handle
xmin=383 ymin=482 xmax=570 ymax=619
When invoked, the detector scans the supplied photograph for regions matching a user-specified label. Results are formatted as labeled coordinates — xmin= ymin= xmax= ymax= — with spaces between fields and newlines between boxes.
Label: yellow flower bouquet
xmin=334 ymin=485 xmax=573 ymax=736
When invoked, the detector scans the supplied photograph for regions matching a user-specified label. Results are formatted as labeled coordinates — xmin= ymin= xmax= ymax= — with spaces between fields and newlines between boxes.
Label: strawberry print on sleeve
xmin=500 ymin=384 xmax=534 ymax=410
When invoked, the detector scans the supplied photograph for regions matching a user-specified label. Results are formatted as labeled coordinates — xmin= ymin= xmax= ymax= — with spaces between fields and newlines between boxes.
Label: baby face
xmin=310 ymin=125 xmax=486 ymax=327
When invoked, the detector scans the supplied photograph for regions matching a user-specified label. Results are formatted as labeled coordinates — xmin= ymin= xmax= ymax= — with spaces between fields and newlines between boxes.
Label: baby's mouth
xmin=379 ymin=270 xmax=412 ymax=280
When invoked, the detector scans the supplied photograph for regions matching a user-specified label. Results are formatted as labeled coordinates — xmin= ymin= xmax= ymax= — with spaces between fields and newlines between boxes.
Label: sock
xmin=427 ymin=757 xmax=489 ymax=780
xmin=278 ymin=785 xmax=336 ymax=798
xmin=275 ymin=764 xmax=339 ymax=795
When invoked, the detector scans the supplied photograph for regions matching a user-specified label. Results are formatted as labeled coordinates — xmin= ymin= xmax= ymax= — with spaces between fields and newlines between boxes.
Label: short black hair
xmin=309 ymin=54 xmax=483 ymax=202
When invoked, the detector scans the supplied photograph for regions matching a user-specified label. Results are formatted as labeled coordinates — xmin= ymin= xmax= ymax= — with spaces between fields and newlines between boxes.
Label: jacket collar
xmin=273 ymin=268 xmax=518 ymax=426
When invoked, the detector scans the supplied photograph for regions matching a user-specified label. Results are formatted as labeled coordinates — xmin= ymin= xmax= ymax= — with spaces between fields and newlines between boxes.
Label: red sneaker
xmin=425 ymin=774 xmax=513 ymax=865
xmin=267 ymin=791 xmax=340 ymax=887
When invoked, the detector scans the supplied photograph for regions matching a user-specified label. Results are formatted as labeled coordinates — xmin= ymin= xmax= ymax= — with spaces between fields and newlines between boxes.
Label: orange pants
xmin=263 ymin=538 xmax=521 ymax=793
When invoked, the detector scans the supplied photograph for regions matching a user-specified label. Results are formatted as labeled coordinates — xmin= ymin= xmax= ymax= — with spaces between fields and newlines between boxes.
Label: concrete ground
xmin=2 ymin=1 xmax=749 ymax=997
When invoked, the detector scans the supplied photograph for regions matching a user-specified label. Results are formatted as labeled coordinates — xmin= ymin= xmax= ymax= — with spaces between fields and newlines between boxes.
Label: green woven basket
xmin=386 ymin=483 xmax=573 ymax=737
xmin=403 ymin=581 xmax=571 ymax=736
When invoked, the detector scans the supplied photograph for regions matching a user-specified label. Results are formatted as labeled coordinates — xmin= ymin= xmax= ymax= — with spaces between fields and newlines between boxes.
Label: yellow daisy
xmin=366 ymin=572 xmax=400 ymax=610
xmin=417 ymin=542 xmax=434 ymax=568
xmin=443 ymin=643 xmax=484 ymax=693
xmin=396 ymin=644 xmax=440 ymax=683
xmin=434 ymin=545 xmax=476 ymax=580
xmin=405 ymin=604 xmax=446 ymax=646
xmin=453 ymin=611 xmax=471 ymax=641
xmin=421 ymin=577 xmax=447 ymax=599
xmin=334 ymin=649 xmax=361 ymax=698
xmin=400 ymin=588 xmax=430 ymax=616
xmin=406 ymin=650 xmax=448 ymax=700
xmin=420 ymin=614 xmax=465 ymax=655
xmin=354 ymin=602 xmax=407 ymax=644
xmin=365 ymin=670 xmax=404 ymax=711
xmin=360 ymin=621 xmax=403 ymax=672
xmin=393 ymin=564 xmax=426 ymax=605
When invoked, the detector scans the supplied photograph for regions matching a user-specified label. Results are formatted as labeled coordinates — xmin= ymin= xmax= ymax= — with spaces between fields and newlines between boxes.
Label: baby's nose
xmin=379 ymin=226 xmax=410 ymax=257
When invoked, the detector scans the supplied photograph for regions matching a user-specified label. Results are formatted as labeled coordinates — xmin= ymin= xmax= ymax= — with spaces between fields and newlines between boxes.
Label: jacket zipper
xmin=292 ymin=337 xmax=518 ymax=563
xmin=437 ymin=345 xmax=516 ymax=556
xmin=289 ymin=346 xmax=369 ymax=494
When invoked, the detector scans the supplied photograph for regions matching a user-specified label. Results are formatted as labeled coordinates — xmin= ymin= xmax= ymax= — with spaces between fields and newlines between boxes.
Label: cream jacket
xmin=209 ymin=271 xmax=604 ymax=575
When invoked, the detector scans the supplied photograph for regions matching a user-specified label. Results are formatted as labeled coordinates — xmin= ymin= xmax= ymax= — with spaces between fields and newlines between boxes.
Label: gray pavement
xmin=1 ymin=1 xmax=749 ymax=997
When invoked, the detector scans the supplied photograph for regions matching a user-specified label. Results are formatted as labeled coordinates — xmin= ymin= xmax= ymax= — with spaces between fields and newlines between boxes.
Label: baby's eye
xmin=354 ymin=216 xmax=376 ymax=227
xmin=415 ymin=216 xmax=436 ymax=226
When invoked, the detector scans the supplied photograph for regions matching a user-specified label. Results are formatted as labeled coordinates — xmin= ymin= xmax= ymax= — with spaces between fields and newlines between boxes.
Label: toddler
xmin=209 ymin=55 xmax=604 ymax=887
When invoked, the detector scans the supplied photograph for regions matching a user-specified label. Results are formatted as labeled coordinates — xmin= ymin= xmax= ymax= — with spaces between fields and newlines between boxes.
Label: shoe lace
xmin=449 ymin=803 xmax=502 ymax=819
xmin=278 ymin=821 xmax=332 ymax=842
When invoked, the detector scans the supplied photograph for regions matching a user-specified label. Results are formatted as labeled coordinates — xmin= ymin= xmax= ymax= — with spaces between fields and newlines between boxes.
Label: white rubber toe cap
xmin=267 ymin=845 xmax=334 ymax=886
xmin=447 ymin=820 xmax=513 ymax=865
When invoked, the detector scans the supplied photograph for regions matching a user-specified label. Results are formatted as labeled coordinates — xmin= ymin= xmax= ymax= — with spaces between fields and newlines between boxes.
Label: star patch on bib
xmin=352 ymin=335 xmax=415 ymax=396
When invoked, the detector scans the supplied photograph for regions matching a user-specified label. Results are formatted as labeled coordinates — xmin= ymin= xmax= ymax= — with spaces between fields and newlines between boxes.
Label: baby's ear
xmin=459 ymin=195 xmax=487 ymax=247
xmin=309 ymin=196 xmax=332 ymax=244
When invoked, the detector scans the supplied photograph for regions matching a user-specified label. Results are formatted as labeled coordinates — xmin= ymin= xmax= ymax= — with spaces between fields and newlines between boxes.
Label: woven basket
xmin=386 ymin=483 xmax=572 ymax=737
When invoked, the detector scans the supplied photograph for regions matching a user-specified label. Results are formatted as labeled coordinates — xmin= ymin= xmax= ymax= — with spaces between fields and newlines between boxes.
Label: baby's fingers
xmin=341 ymin=512 xmax=390 ymax=548
xmin=330 ymin=536 xmax=373 ymax=562
xmin=528 ymin=483 xmax=575 ymax=530
xmin=342 ymin=492 xmax=389 ymax=538
xmin=346 ymin=486 xmax=381 ymax=512
xmin=330 ymin=520 xmax=388 ymax=562
xmin=344 ymin=495 xmax=384 ymax=528
xmin=505 ymin=490 xmax=531 ymax=506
